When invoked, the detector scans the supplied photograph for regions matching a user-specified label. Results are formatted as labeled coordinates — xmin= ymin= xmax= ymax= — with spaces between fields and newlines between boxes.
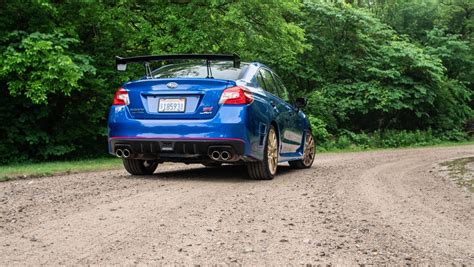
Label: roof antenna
xmin=206 ymin=59 xmax=213 ymax=79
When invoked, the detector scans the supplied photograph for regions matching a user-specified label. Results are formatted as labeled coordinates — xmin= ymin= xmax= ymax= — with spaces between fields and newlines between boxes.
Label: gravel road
xmin=1 ymin=145 xmax=473 ymax=265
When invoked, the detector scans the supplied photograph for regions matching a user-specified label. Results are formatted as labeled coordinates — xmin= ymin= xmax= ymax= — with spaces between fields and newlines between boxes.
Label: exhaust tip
xmin=211 ymin=151 xmax=221 ymax=161
xmin=221 ymin=151 xmax=231 ymax=161
xmin=115 ymin=149 xmax=123 ymax=158
xmin=122 ymin=149 xmax=131 ymax=158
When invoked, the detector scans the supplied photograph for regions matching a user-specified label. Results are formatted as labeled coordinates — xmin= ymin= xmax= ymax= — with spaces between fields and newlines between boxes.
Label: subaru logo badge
xmin=166 ymin=82 xmax=178 ymax=89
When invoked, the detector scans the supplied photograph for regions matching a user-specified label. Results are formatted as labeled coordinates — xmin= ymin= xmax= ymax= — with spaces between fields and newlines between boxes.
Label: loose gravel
xmin=0 ymin=145 xmax=473 ymax=265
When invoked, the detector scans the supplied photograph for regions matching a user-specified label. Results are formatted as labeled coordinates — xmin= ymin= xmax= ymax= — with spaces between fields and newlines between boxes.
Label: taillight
xmin=219 ymin=86 xmax=253 ymax=105
xmin=113 ymin=87 xmax=129 ymax=105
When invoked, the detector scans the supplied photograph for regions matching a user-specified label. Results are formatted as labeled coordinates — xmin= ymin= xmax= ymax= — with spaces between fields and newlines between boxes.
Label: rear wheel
xmin=289 ymin=130 xmax=315 ymax=169
xmin=122 ymin=159 xmax=158 ymax=175
xmin=247 ymin=125 xmax=278 ymax=180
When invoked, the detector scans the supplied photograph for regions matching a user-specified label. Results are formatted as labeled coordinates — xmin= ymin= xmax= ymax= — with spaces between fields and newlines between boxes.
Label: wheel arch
xmin=270 ymin=120 xmax=280 ymax=147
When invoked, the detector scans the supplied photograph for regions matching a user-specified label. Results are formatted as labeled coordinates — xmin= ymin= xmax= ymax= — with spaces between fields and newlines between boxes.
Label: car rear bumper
xmin=109 ymin=137 xmax=246 ymax=162
xmin=108 ymin=105 xmax=253 ymax=162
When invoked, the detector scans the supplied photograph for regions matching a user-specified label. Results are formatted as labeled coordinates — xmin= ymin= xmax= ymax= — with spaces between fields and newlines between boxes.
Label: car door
xmin=272 ymin=74 xmax=305 ymax=153
xmin=257 ymin=68 xmax=295 ymax=154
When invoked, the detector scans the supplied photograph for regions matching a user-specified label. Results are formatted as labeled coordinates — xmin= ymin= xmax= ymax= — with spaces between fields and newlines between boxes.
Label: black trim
xmin=110 ymin=138 xmax=245 ymax=161
xmin=116 ymin=54 xmax=241 ymax=69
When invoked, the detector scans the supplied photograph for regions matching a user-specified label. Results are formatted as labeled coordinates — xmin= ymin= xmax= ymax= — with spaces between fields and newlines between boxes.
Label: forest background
xmin=0 ymin=0 xmax=472 ymax=163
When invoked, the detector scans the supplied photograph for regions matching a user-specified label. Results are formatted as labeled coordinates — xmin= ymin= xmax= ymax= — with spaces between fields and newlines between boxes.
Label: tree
xmin=295 ymin=1 xmax=471 ymax=133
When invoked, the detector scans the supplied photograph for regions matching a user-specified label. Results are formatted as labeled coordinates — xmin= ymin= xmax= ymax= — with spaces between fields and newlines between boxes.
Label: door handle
xmin=270 ymin=101 xmax=276 ymax=108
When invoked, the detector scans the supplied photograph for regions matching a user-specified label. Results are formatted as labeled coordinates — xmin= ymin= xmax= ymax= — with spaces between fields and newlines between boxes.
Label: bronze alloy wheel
xmin=289 ymin=130 xmax=315 ymax=169
xmin=267 ymin=127 xmax=278 ymax=175
xmin=303 ymin=131 xmax=315 ymax=167
xmin=247 ymin=125 xmax=279 ymax=180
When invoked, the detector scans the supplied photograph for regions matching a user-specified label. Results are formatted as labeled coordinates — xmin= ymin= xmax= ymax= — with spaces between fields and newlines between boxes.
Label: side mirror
xmin=295 ymin=97 xmax=307 ymax=109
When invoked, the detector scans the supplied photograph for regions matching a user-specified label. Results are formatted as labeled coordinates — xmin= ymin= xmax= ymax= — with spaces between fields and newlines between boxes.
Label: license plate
xmin=158 ymin=98 xmax=186 ymax=113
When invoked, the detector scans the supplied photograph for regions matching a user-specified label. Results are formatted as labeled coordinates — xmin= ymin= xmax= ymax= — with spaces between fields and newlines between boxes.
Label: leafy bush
xmin=308 ymin=115 xmax=331 ymax=144
xmin=0 ymin=31 xmax=95 ymax=104
xmin=317 ymin=129 xmax=470 ymax=152
xmin=439 ymin=129 xmax=469 ymax=142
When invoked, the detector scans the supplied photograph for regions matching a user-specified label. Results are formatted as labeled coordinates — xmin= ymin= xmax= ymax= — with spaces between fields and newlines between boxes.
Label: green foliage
xmin=0 ymin=0 xmax=305 ymax=163
xmin=297 ymin=2 xmax=469 ymax=133
xmin=308 ymin=115 xmax=331 ymax=143
xmin=382 ymin=0 xmax=438 ymax=41
xmin=0 ymin=157 xmax=121 ymax=180
xmin=306 ymin=91 xmax=337 ymax=131
xmin=435 ymin=0 xmax=474 ymax=42
xmin=378 ymin=129 xmax=437 ymax=147
xmin=0 ymin=31 xmax=95 ymax=104
xmin=0 ymin=0 xmax=472 ymax=163
xmin=425 ymin=28 xmax=473 ymax=83
xmin=318 ymin=129 xmax=471 ymax=152
xmin=140 ymin=1 xmax=306 ymax=65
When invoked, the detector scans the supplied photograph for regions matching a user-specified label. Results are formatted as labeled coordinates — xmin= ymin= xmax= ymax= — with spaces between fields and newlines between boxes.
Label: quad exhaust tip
xmin=220 ymin=151 xmax=230 ymax=161
xmin=122 ymin=149 xmax=131 ymax=158
xmin=115 ymin=148 xmax=131 ymax=158
xmin=211 ymin=151 xmax=221 ymax=161
xmin=210 ymin=150 xmax=233 ymax=161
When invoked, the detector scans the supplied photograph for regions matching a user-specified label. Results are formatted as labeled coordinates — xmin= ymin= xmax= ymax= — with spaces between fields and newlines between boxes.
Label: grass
xmin=440 ymin=156 xmax=474 ymax=192
xmin=0 ymin=141 xmax=472 ymax=182
xmin=0 ymin=157 xmax=122 ymax=182
xmin=318 ymin=140 xmax=474 ymax=154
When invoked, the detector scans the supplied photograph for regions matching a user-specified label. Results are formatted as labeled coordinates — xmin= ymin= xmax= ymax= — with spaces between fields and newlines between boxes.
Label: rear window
xmin=152 ymin=61 xmax=248 ymax=80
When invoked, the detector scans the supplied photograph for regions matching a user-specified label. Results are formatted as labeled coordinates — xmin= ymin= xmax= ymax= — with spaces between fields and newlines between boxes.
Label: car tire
xmin=289 ymin=130 xmax=315 ymax=169
xmin=247 ymin=125 xmax=278 ymax=180
xmin=122 ymin=159 xmax=158 ymax=175
xmin=202 ymin=162 xmax=222 ymax=167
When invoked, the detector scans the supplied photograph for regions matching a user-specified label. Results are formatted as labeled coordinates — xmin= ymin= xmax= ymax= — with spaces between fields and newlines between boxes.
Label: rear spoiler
xmin=115 ymin=54 xmax=240 ymax=78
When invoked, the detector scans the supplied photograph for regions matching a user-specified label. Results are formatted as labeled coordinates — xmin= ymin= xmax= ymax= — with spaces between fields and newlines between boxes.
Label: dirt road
xmin=1 ymin=145 xmax=473 ymax=265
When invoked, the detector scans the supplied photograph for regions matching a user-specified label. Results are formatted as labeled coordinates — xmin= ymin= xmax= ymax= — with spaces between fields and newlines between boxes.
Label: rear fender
xmin=244 ymin=90 xmax=273 ymax=161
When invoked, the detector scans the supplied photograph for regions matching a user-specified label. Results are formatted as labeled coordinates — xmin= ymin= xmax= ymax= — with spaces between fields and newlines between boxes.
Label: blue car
xmin=108 ymin=54 xmax=315 ymax=180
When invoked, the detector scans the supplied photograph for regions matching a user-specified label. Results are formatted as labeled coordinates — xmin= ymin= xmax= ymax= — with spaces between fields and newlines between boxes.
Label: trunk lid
xmin=124 ymin=78 xmax=235 ymax=119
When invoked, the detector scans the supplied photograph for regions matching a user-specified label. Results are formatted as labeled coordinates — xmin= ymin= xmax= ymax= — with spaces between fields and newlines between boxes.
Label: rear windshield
xmin=152 ymin=61 xmax=248 ymax=80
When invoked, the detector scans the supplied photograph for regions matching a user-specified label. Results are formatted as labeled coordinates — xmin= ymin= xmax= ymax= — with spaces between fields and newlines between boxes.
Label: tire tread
xmin=123 ymin=159 xmax=158 ymax=175
xmin=246 ymin=126 xmax=277 ymax=180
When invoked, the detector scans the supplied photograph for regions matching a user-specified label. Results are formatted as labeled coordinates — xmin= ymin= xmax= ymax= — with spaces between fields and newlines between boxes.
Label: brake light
xmin=113 ymin=87 xmax=129 ymax=105
xmin=219 ymin=86 xmax=253 ymax=105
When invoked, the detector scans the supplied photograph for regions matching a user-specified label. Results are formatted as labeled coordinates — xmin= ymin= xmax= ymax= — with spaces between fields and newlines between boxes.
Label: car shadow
xmin=125 ymin=164 xmax=295 ymax=183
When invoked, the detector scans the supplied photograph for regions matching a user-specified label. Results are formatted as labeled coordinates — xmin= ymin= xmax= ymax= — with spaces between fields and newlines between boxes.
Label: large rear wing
xmin=115 ymin=54 xmax=241 ymax=78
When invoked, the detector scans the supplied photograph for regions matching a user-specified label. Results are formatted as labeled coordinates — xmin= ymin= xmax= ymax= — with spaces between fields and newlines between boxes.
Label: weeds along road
xmin=0 ymin=145 xmax=473 ymax=265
